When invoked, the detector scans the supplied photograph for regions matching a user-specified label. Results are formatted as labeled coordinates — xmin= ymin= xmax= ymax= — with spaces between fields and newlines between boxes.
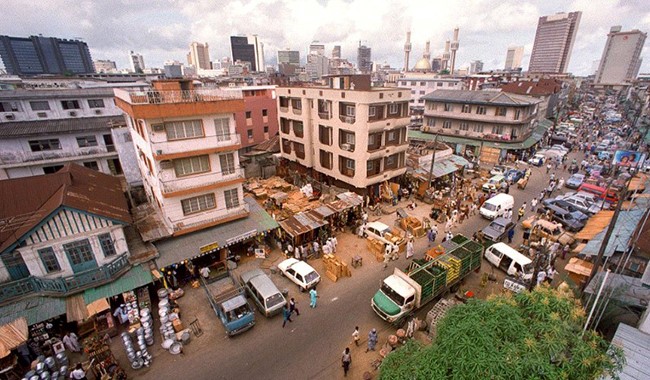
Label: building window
xmin=496 ymin=107 xmax=507 ymax=117
xmin=426 ymin=118 xmax=436 ymax=127
xmin=174 ymin=155 xmax=210 ymax=177
xmin=262 ymin=109 xmax=268 ymax=117
xmin=98 ymin=233 xmax=116 ymax=257
xmin=247 ymin=129 xmax=253 ymax=139
xmin=492 ymin=125 xmax=504 ymax=135
xmin=181 ymin=193 xmax=216 ymax=215
xmin=319 ymin=125 xmax=332 ymax=145
xmin=387 ymin=130 xmax=398 ymax=144
xmin=76 ymin=135 xmax=98 ymax=148
xmin=291 ymin=98 xmax=302 ymax=110
xmin=29 ymin=139 xmax=61 ymax=152
xmin=219 ymin=153 xmax=236 ymax=175
xmin=264 ymin=126 xmax=269 ymax=133
xmin=293 ymin=121 xmax=304 ymax=138
xmin=473 ymin=125 xmax=484 ymax=133
xmin=442 ymin=121 xmax=452 ymax=129
xmin=213 ymin=118 xmax=230 ymax=141
xmin=462 ymin=104 xmax=471 ymax=113
xmin=369 ymin=106 xmax=376 ymax=117
xmin=165 ymin=120 xmax=204 ymax=140
xmin=224 ymin=188 xmax=240 ymax=209
xmin=419 ymin=91 xmax=425 ymax=95
xmin=245 ymin=111 xmax=252 ymax=119
xmin=38 ymin=247 xmax=61 ymax=273
xmin=320 ymin=150 xmax=333 ymax=169
xmin=420 ymin=82 xmax=426 ymax=86
xmin=341 ymin=130 xmax=355 ymax=145
xmin=88 ymin=99 xmax=105 ymax=108
xmin=83 ymin=161 xmax=99 ymax=171
xmin=280 ymin=118 xmax=290 ymax=134
xmin=0 ymin=101 xmax=21 ymax=112
xmin=294 ymin=142 xmax=305 ymax=159
xmin=346 ymin=158 xmax=355 ymax=170
xmin=410 ymin=81 xmax=416 ymax=85
xmin=63 ymin=239 xmax=94 ymax=266
xmin=476 ymin=106 xmax=486 ymax=115
xmin=385 ymin=155 xmax=396 ymax=168
xmin=514 ymin=109 xmax=521 ymax=120
xmin=437 ymin=82 xmax=443 ymax=87
xmin=460 ymin=122 xmax=469 ymax=131
xmin=389 ymin=104 xmax=398 ymax=114
xmin=30 ymin=101 xmax=50 ymax=111
xmin=43 ymin=165 xmax=64 ymax=174
xmin=61 ymin=100 xmax=81 ymax=110
xmin=345 ymin=105 xmax=355 ymax=117
xmin=444 ymin=103 xmax=453 ymax=112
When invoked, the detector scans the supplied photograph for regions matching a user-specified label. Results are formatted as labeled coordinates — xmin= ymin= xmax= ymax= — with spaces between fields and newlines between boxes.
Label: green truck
xmin=371 ymin=235 xmax=483 ymax=324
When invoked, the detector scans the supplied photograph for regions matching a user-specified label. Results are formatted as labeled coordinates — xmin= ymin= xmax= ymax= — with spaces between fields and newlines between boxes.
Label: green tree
xmin=380 ymin=285 xmax=624 ymax=380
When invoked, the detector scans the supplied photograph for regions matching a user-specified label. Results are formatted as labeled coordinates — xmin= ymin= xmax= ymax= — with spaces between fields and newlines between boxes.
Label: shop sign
xmin=503 ymin=278 xmax=527 ymax=293
xmin=200 ymin=242 xmax=220 ymax=254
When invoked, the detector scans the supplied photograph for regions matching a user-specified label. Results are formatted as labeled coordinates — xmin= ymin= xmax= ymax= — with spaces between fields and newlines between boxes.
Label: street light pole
xmin=427 ymin=134 xmax=439 ymax=185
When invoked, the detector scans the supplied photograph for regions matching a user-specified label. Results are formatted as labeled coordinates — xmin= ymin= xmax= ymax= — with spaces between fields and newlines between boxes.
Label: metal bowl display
xmin=40 ymin=371 xmax=50 ymax=380
xmin=58 ymin=366 xmax=68 ymax=376
xmin=161 ymin=339 xmax=174 ymax=349
xmin=140 ymin=308 xmax=150 ymax=317
xmin=169 ymin=342 xmax=182 ymax=355
xmin=131 ymin=358 xmax=144 ymax=369
xmin=157 ymin=288 xmax=169 ymax=299
xmin=35 ymin=363 xmax=46 ymax=374
xmin=30 ymin=376 xmax=40 ymax=380
xmin=44 ymin=357 xmax=56 ymax=369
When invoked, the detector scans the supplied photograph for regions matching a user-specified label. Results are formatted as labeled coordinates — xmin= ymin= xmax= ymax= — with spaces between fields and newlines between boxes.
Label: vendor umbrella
xmin=0 ymin=317 xmax=28 ymax=358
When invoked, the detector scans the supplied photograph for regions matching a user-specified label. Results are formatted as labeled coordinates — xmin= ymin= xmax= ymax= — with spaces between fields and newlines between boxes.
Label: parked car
xmin=479 ymin=217 xmax=515 ymax=242
xmin=240 ymin=269 xmax=286 ymax=317
xmin=482 ymin=175 xmax=507 ymax=192
xmin=362 ymin=221 xmax=405 ymax=248
xmin=541 ymin=199 xmax=589 ymax=221
xmin=523 ymin=218 xmax=575 ymax=246
xmin=277 ymin=258 xmax=321 ymax=292
xmin=505 ymin=169 xmax=525 ymax=184
xmin=539 ymin=203 xmax=586 ymax=232
xmin=565 ymin=173 xmax=585 ymax=189
xmin=556 ymin=193 xmax=603 ymax=215
xmin=490 ymin=165 xmax=511 ymax=176
xmin=597 ymin=151 xmax=612 ymax=161
xmin=528 ymin=154 xmax=546 ymax=167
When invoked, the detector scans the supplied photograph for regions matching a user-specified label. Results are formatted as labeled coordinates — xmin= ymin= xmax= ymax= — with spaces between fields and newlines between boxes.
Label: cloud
xmin=0 ymin=0 xmax=648 ymax=75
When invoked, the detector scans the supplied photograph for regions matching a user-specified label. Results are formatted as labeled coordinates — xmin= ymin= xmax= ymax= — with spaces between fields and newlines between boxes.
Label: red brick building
xmin=234 ymin=85 xmax=279 ymax=153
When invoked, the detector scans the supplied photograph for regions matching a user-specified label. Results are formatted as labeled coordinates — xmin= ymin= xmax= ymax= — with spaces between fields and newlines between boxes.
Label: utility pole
xmin=528 ymin=243 xmax=547 ymax=291
xmin=427 ymin=134 xmax=439 ymax=185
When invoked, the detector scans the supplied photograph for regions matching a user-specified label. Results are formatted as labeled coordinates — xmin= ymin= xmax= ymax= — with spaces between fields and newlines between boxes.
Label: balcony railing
xmin=159 ymin=168 xmax=245 ymax=194
xmin=0 ymin=147 xmax=116 ymax=166
xmin=339 ymin=115 xmax=356 ymax=124
xmin=318 ymin=111 xmax=331 ymax=120
xmin=114 ymin=88 xmax=243 ymax=105
xmin=152 ymin=134 xmax=241 ymax=158
xmin=422 ymin=127 xmax=532 ymax=142
xmin=172 ymin=203 xmax=250 ymax=232
xmin=0 ymin=253 xmax=130 ymax=306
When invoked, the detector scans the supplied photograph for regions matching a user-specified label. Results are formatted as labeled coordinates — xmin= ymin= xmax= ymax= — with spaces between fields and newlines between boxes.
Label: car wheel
xmin=299 ymin=286 xmax=305 ymax=293
xmin=279 ymin=271 xmax=285 ymax=277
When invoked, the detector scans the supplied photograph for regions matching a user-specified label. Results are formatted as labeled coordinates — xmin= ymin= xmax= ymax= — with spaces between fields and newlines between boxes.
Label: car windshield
xmin=225 ymin=305 xmax=250 ymax=322
xmin=483 ymin=203 xmax=497 ymax=211
xmin=266 ymin=293 xmax=285 ymax=308
xmin=491 ymin=223 xmax=505 ymax=233
xmin=489 ymin=178 xmax=500 ymax=184
xmin=380 ymin=282 xmax=406 ymax=306
xmin=304 ymin=271 xmax=319 ymax=284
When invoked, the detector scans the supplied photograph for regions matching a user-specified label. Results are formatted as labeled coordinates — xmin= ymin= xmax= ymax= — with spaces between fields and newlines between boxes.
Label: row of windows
xmin=432 ymin=103 xmax=523 ymax=119
xmin=427 ymin=118 xmax=510 ymax=134
xmin=0 ymin=99 xmax=107 ymax=113
xmin=36 ymin=234 xmax=116 ymax=274
xmin=180 ymin=189 xmax=240 ymax=216
xmin=245 ymin=109 xmax=269 ymax=119
xmin=28 ymin=134 xmax=110 ymax=151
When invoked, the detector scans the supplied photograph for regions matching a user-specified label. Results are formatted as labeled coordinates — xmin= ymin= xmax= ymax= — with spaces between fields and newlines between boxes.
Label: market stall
xmin=84 ymin=335 xmax=127 ymax=379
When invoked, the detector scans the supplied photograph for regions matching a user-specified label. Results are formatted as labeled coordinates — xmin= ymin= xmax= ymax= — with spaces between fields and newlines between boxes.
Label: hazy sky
xmin=1 ymin=0 xmax=649 ymax=75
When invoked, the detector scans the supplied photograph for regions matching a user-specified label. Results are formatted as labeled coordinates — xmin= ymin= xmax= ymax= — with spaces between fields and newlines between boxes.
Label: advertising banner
xmin=612 ymin=150 xmax=643 ymax=168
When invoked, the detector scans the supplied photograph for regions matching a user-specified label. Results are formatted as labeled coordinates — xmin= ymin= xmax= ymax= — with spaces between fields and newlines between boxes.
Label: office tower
xmin=528 ymin=11 xmax=582 ymax=74
xmin=595 ymin=26 xmax=647 ymax=85
xmin=332 ymin=45 xmax=341 ymax=59
xmin=504 ymin=46 xmax=524 ymax=70
xmin=164 ymin=61 xmax=183 ymax=78
xmin=470 ymin=60 xmax=484 ymax=74
xmin=431 ymin=58 xmax=442 ymax=72
xmin=188 ymin=42 xmax=211 ymax=70
xmin=230 ymin=35 xmax=264 ymax=72
xmin=306 ymin=54 xmax=329 ymax=80
xmin=0 ymin=35 xmax=94 ymax=76
xmin=278 ymin=49 xmax=300 ymax=75
xmin=309 ymin=42 xmax=325 ymax=56
xmin=128 ymin=51 xmax=145 ymax=73
xmin=403 ymin=31 xmax=412 ymax=71
xmin=450 ymin=27 xmax=460 ymax=74
xmin=441 ymin=40 xmax=451 ymax=71
xmin=357 ymin=43 xmax=372 ymax=73
xmin=94 ymin=59 xmax=117 ymax=73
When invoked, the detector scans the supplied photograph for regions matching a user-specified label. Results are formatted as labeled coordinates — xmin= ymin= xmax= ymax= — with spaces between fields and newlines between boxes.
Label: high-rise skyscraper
xmin=128 ymin=51 xmax=145 ymax=73
xmin=332 ymin=45 xmax=341 ymax=59
xmin=528 ymin=11 xmax=582 ymax=74
xmin=357 ymin=43 xmax=372 ymax=73
xmin=230 ymin=35 xmax=264 ymax=72
xmin=469 ymin=60 xmax=484 ymax=74
xmin=0 ymin=35 xmax=94 ymax=76
xmin=188 ymin=42 xmax=211 ymax=70
xmin=278 ymin=49 xmax=300 ymax=75
xmin=595 ymin=26 xmax=647 ymax=85
xmin=504 ymin=46 xmax=524 ymax=70
xmin=309 ymin=42 xmax=325 ymax=56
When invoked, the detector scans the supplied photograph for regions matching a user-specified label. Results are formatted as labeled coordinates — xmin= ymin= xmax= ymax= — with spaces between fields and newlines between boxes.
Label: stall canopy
xmin=336 ymin=192 xmax=363 ymax=207
xmin=411 ymin=154 xmax=469 ymax=180
xmin=86 ymin=298 xmax=111 ymax=317
xmin=574 ymin=210 xmax=615 ymax=240
xmin=154 ymin=197 xmax=279 ymax=267
xmin=66 ymin=294 xmax=89 ymax=323
xmin=0 ymin=317 xmax=28 ymax=358
xmin=279 ymin=210 xmax=328 ymax=239
xmin=580 ymin=208 xmax=645 ymax=257
xmin=84 ymin=264 xmax=153 ymax=305
xmin=0 ymin=296 xmax=66 ymax=326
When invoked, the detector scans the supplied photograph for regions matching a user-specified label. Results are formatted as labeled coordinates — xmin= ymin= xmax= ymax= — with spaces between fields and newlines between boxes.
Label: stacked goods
xmin=322 ymin=254 xmax=351 ymax=282
xmin=449 ymin=247 xmax=473 ymax=277
xmin=435 ymin=254 xmax=461 ymax=285
xmin=463 ymin=240 xmax=483 ymax=270
xmin=366 ymin=238 xmax=385 ymax=262
xmin=399 ymin=216 xmax=424 ymax=237
xmin=425 ymin=245 xmax=446 ymax=261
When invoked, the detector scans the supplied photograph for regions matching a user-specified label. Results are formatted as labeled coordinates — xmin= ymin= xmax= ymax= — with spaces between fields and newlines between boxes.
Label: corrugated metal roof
xmin=336 ymin=192 xmax=363 ymax=207
xmin=311 ymin=205 xmax=336 ymax=218
xmin=0 ymin=296 xmax=66 ymax=326
xmin=0 ymin=116 xmax=126 ymax=137
xmin=154 ymin=197 xmax=279 ymax=267
xmin=83 ymin=264 xmax=153 ymax=304
xmin=581 ymin=208 xmax=645 ymax=257
xmin=421 ymin=89 xmax=541 ymax=106
xmin=585 ymin=272 xmax=650 ymax=308
xmin=602 ymin=324 xmax=650 ymax=380
xmin=411 ymin=154 xmax=469 ymax=180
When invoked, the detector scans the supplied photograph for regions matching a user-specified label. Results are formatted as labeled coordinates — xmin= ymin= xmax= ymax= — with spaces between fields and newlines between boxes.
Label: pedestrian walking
xmin=289 ymin=297 xmax=300 ymax=316
xmin=358 ymin=222 xmax=366 ymax=239
xmin=282 ymin=304 xmax=293 ymax=328
xmin=427 ymin=228 xmax=435 ymax=246
xmin=342 ymin=347 xmax=352 ymax=377
xmin=546 ymin=163 xmax=551 ymax=173
xmin=309 ymin=287 xmax=318 ymax=308
xmin=507 ymin=228 xmax=515 ymax=244
xmin=558 ymin=178 xmax=565 ymax=189
xmin=312 ymin=240 xmax=320 ymax=257
xmin=504 ymin=209 xmax=512 ymax=220
xmin=352 ymin=326 xmax=360 ymax=346
xmin=63 ymin=332 xmax=82 ymax=353
xmin=69 ymin=363 xmax=88 ymax=380
xmin=366 ymin=329 xmax=378 ymax=352
xmin=546 ymin=266 xmax=558 ymax=284
xmin=331 ymin=235 xmax=338 ymax=253
xmin=562 ymin=244 xmax=570 ymax=260
xmin=536 ymin=270 xmax=547 ymax=287
xmin=530 ymin=197 xmax=538 ymax=212
xmin=522 ymin=228 xmax=531 ymax=245
xmin=539 ymin=190 xmax=545 ymax=201
xmin=406 ymin=238 xmax=414 ymax=259
xmin=517 ymin=206 xmax=525 ymax=221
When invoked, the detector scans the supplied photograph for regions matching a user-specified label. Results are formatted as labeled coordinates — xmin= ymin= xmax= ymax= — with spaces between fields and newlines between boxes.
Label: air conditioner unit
xmin=37 ymin=112 xmax=47 ymax=118
xmin=69 ymin=111 xmax=77 ymax=117
xmin=152 ymin=124 xmax=164 ymax=132
xmin=341 ymin=143 xmax=351 ymax=151
xmin=4 ymin=113 xmax=15 ymax=120
xmin=94 ymin=109 xmax=102 ymax=115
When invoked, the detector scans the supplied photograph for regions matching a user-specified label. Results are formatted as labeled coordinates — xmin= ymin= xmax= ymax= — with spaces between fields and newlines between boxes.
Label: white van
xmin=479 ymin=193 xmax=514 ymax=220
xmin=484 ymin=242 xmax=533 ymax=281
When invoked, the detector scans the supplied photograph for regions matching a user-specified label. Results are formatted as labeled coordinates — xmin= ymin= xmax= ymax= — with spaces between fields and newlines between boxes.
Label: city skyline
xmin=0 ymin=0 xmax=649 ymax=75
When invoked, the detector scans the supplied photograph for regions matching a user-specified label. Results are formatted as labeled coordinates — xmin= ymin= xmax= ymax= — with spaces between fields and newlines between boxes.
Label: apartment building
xmin=114 ymin=80 xmax=249 ymax=237
xmin=0 ymin=87 xmax=130 ymax=179
xmin=418 ymin=90 xmax=542 ymax=161
xmin=233 ymin=85 xmax=279 ymax=153
xmin=397 ymin=74 xmax=465 ymax=116
xmin=277 ymin=74 xmax=409 ymax=195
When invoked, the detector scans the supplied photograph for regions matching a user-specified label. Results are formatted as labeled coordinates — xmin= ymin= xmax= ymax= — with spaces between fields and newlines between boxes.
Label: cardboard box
xmin=172 ymin=319 xmax=184 ymax=332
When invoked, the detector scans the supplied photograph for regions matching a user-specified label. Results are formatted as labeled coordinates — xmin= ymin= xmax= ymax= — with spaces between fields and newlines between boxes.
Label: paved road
xmin=123 ymin=154 xmax=578 ymax=380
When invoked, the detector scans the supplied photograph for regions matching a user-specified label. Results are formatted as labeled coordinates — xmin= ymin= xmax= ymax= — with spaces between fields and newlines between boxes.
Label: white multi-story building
xmin=397 ymin=74 xmax=465 ymax=116
xmin=505 ymin=46 xmax=524 ymax=70
xmin=114 ymin=79 xmax=249 ymax=237
xmin=0 ymin=87 xmax=134 ymax=180
xmin=129 ymin=51 xmax=145 ymax=73
xmin=277 ymin=74 xmax=409 ymax=194
xmin=595 ymin=26 xmax=647 ymax=87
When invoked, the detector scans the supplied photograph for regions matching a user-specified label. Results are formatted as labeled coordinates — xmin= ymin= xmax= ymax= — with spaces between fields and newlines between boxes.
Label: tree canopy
xmin=379 ymin=285 xmax=624 ymax=380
